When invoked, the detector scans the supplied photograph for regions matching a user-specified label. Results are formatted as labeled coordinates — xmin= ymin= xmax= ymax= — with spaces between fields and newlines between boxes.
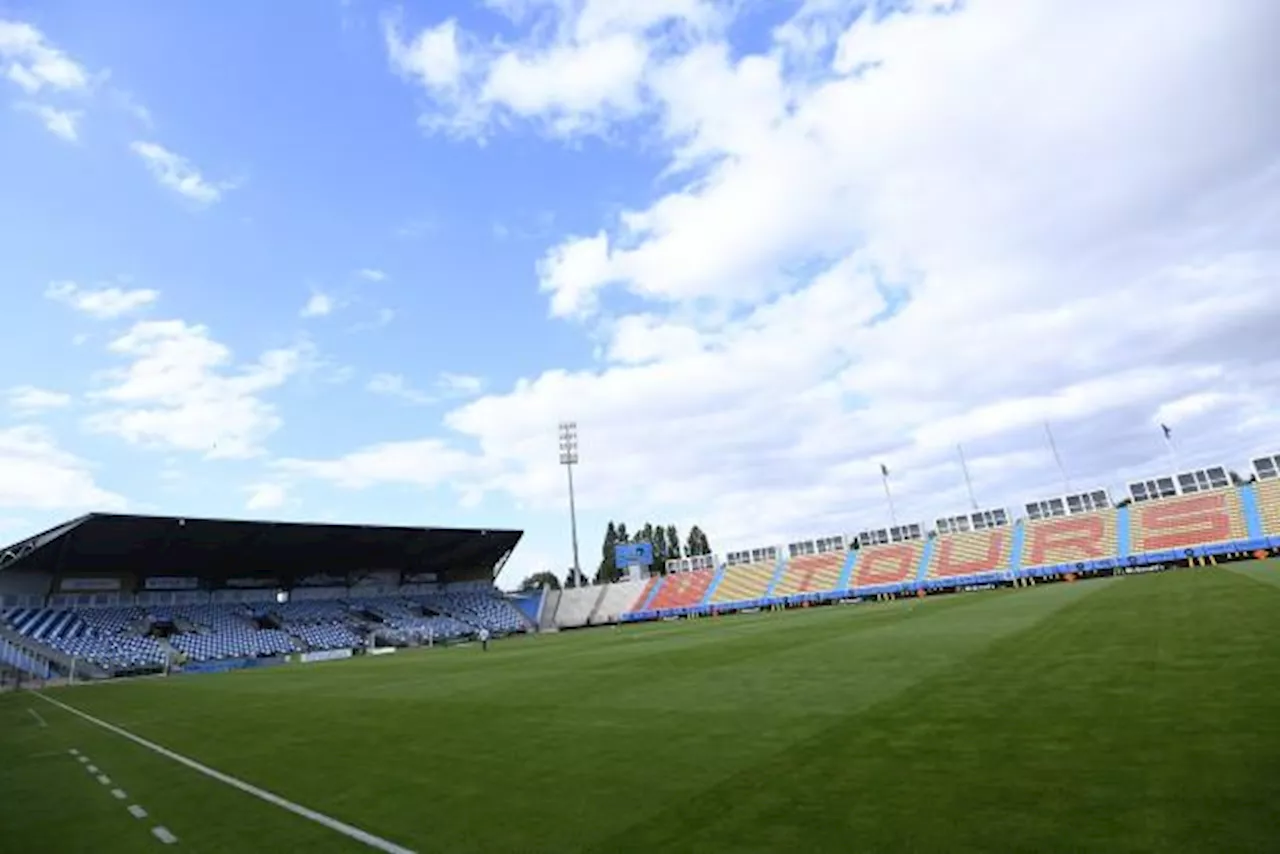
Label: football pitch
xmin=3 ymin=565 xmax=1280 ymax=853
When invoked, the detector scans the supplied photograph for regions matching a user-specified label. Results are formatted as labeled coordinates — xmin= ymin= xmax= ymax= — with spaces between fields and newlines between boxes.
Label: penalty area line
xmin=33 ymin=692 xmax=416 ymax=854
xmin=27 ymin=707 xmax=48 ymax=728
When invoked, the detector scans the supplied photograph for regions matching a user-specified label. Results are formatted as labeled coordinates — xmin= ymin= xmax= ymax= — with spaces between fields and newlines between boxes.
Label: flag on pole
xmin=880 ymin=463 xmax=898 ymax=528
xmin=1160 ymin=422 xmax=1181 ymax=471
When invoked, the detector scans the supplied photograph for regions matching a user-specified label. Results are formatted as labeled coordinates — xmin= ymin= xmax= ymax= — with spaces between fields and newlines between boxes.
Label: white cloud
xmin=368 ymin=371 xmax=487 ymax=405
xmin=302 ymin=0 xmax=1280 ymax=560
xmin=245 ymin=482 xmax=288 ymax=511
xmin=384 ymin=0 xmax=723 ymax=137
xmin=300 ymin=291 xmax=336 ymax=318
xmin=275 ymin=438 xmax=480 ymax=490
xmin=367 ymin=373 xmax=433 ymax=404
xmin=481 ymin=34 xmax=647 ymax=131
xmin=0 ymin=19 xmax=89 ymax=94
xmin=437 ymin=372 xmax=485 ymax=397
xmin=8 ymin=386 xmax=71 ymax=414
xmin=130 ymin=141 xmax=231 ymax=205
xmin=357 ymin=268 xmax=387 ymax=282
xmin=385 ymin=17 xmax=465 ymax=91
xmin=16 ymin=102 xmax=80 ymax=141
xmin=84 ymin=320 xmax=305 ymax=458
xmin=1153 ymin=392 xmax=1256 ymax=433
xmin=112 ymin=89 xmax=153 ymax=128
xmin=0 ymin=425 xmax=125 ymax=511
xmin=45 ymin=280 xmax=159 ymax=319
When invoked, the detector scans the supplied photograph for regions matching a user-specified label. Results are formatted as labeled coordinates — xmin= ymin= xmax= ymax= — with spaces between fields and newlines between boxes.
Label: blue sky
xmin=1 ymin=1 xmax=1277 ymax=588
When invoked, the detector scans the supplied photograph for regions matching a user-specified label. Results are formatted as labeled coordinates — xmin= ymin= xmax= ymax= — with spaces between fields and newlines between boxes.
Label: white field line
xmin=68 ymin=747 xmax=154 ymax=837
xmin=35 ymin=692 xmax=416 ymax=854
xmin=77 ymin=756 xmax=89 ymax=764
xmin=151 ymin=826 xmax=178 ymax=845
xmin=27 ymin=707 xmax=48 ymax=728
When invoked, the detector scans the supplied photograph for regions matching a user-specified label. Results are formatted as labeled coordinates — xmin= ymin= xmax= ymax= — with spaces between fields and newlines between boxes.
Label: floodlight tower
xmin=558 ymin=421 xmax=583 ymax=586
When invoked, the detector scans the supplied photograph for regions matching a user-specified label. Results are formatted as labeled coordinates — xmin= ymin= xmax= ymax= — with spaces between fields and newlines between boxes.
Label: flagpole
xmin=1044 ymin=421 xmax=1071 ymax=494
xmin=1162 ymin=425 xmax=1181 ymax=472
xmin=880 ymin=464 xmax=898 ymax=528
xmin=957 ymin=444 xmax=979 ymax=510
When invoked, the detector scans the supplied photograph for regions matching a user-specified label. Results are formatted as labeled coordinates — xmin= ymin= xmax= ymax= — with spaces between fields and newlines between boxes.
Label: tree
xmin=590 ymin=521 xmax=713 ymax=579
xmin=596 ymin=521 xmax=619 ymax=585
xmin=686 ymin=525 xmax=711 ymax=557
xmin=653 ymin=525 xmax=669 ymax=567
xmin=519 ymin=571 xmax=561 ymax=591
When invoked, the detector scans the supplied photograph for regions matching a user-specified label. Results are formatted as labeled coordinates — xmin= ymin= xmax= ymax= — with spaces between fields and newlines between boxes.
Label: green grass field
xmin=3 ymin=565 xmax=1280 ymax=853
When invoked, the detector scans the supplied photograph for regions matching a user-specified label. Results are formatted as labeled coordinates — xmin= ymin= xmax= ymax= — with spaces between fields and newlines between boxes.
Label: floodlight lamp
xmin=558 ymin=421 xmax=579 ymax=464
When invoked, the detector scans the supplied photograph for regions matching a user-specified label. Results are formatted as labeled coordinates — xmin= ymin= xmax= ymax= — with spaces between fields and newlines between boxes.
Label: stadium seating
xmin=1127 ymin=490 xmax=1249 ymax=555
xmin=291 ymin=622 xmax=365 ymax=650
xmin=347 ymin=596 xmax=416 ymax=620
xmin=1254 ymin=479 xmax=1280 ymax=536
xmin=3 ymin=608 xmax=85 ymax=642
xmin=772 ymin=553 xmax=846 ymax=597
xmin=0 ymin=584 xmax=531 ymax=671
xmin=47 ymin=632 xmax=167 ymax=671
xmin=4 ymin=605 xmax=157 ymax=671
xmin=646 ymin=569 xmax=716 ymax=610
xmin=373 ymin=614 xmax=471 ymax=646
xmin=434 ymin=591 xmax=527 ymax=633
xmin=77 ymin=606 xmax=146 ymax=635
xmin=630 ymin=576 xmax=662 ymax=612
xmin=925 ymin=530 xmax=1011 ymax=580
xmin=271 ymin=600 xmax=351 ymax=624
xmin=150 ymin=603 xmax=255 ymax=633
xmin=708 ymin=561 xmax=776 ymax=604
xmin=171 ymin=627 xmax=298 ymax=662
xmin=1018 ymin=509 xmax=1120 ymax=571
xmin=851 ymin=542 xmax=924 ymax=589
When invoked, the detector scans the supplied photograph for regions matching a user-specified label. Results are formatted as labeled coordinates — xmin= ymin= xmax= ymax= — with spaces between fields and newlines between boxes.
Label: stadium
xmin=2 ymin=452 xmax=1279 ymax=851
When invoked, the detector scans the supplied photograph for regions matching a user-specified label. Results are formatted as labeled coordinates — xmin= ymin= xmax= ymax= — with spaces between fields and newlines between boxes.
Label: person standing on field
xmin=479 ymin=626 xmax=490 ymax=651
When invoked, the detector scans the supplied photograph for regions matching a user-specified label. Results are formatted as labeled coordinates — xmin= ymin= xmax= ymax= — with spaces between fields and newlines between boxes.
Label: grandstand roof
xmin=0 ymin=513 xmax=521 ymax=584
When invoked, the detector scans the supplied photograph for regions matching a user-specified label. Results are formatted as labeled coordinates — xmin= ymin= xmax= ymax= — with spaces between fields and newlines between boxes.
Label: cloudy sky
xmin=2 ymin=0 xmax=1277 ymax=588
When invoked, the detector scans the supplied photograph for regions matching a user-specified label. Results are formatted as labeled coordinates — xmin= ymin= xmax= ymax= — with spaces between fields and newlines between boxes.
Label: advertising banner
xmin=299 ymin=649 xmax=353 ymax=664
xmin=145 ymin=576 xmax=200 ymax=591
xmin=297 ymin=573 xmax=344 ymax=587
xmin=225 ymin=577 xmax=277 ymax=589
xmin=350 ymin=570 xmax=399 ymax=587
xmin=59 ymin=577 xmax=121 ymax=592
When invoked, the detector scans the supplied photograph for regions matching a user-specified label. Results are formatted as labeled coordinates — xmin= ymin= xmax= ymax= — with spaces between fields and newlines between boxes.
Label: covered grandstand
xmin=0 ymin=513 xmax=528 ymax=680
